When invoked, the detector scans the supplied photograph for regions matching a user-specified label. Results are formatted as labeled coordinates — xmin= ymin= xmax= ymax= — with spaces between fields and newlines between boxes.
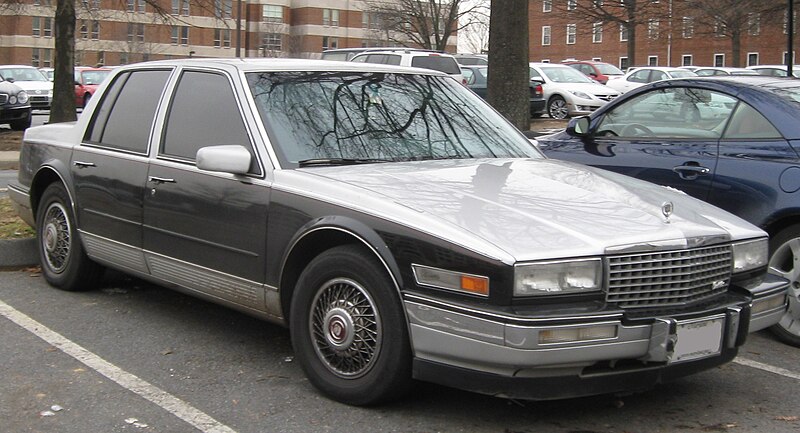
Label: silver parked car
xmin=9 ymin=59 xmax=788 ymax=406
xmin=529 ymin=62 xmax=620 ymax=119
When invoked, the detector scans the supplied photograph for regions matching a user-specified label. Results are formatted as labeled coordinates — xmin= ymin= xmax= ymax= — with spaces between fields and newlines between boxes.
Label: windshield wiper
xmin=297 ymin=158 xmax=392 ymax=167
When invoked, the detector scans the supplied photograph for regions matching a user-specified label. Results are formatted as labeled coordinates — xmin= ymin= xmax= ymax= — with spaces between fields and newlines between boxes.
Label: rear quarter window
xmin=411 ymin=56 xmax=461 ymax=75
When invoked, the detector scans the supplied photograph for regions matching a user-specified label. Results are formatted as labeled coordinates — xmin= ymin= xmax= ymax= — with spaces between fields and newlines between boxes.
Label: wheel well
xmin=29 ymin=168 xmax=63 ymax=222
xmin=279 ymin=229 xmax=367 ymax=321
xmin=764 ymin=217 xmax=800 ymax=240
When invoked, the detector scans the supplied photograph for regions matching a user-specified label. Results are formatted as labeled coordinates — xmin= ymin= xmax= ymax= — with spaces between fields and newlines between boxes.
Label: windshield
xmin=594 ymin=63 xmax=623 ymax=75
xmin=540 ymin=67 xmax=594 ymax=83
xmin=669 ymin=70 xmax=697 ymax=78
xmin=0 ymin=67 xmax=48 ymax=82
xmin=246 ymin=71 xmax=538 ymax=167
xmin=80 ymin=70 xmax=111 ymax=85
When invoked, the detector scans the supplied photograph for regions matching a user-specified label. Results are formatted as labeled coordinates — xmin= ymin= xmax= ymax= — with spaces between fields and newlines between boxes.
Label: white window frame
xmin=592 ymin=57 xmax=602 ymax=61
xmin=619 ymin=24 xmax=628 ymax=42
xmin=541 ymin=59 xmax=551 ymax=63
xmin=748 ymin=13 xmax=761 ymax=36
xmin=567 ymin=0 xmax=576 ymax=11
xmin=783 ymin=51 xmax=797 ymax=64
xmin=543 ymin=0 xmax=552 ymax=12
xmin=648 ymin=55 xmax=658 ymax=66
xmin=714 ymin=53 xmax=725 ymax=67
xmin=619 ymin=57 xmax=629 ymax=70
xmin=566 ymin=24 xmax=577 ymax=45
xmin=262 ymin=5 xmax=283 ymax=23
xmin=542 ymin=26 xmax=551 ymax=46
xmin=747 ymin=52 xmax=759 ymax=67
xmin=648 ymin=19 xmax=659 ymax=39
xmin=682 ymin=17 xmax=693 ymax=38
xmin=592 ymin=22 xmax=602 ymax=43
xmin=682 ymin=54 xmax=692 ymax=66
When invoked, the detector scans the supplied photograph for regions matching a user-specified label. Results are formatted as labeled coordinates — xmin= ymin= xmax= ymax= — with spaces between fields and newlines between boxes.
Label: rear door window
xmin=84 ymin=69 xmax=171 ymax=153
xmin=411 ymin=55 xmax=461 ymax=74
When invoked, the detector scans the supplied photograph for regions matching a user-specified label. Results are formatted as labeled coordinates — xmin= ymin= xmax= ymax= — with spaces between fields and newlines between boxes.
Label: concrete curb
xmin=0 ymin=237 xmax=39 ymax=269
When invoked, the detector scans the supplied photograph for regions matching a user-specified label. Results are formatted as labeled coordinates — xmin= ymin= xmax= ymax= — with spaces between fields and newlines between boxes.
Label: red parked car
xmin=74 ymin=67 xmax=112 ymax=108
xmin=562 ymin=60 xmax=624 ymax=84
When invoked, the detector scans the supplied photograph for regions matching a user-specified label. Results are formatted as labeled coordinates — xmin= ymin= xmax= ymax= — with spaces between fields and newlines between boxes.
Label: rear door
xmin=71 ymin=68 xmax=172 ymax=273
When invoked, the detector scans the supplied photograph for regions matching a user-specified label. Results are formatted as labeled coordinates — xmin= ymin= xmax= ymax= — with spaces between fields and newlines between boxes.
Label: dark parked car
xmin=0 ymin=76 xmax=32 ymax=130
xmin=9 ymin=60 xmax=788 ymax=406
xmin=538 ymin=76 xmax=800 ymax=346
xmin=460 ymin=65 xmax=545 ymax=117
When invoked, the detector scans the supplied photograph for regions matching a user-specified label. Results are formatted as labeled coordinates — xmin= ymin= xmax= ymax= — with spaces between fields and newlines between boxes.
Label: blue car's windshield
xmin=246 ymin=71 xmax=539 ymax=167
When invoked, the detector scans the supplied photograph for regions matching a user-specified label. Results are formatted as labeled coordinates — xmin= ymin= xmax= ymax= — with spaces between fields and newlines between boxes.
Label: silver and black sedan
xmin=9 ymin=59 xmax=788 ymax=406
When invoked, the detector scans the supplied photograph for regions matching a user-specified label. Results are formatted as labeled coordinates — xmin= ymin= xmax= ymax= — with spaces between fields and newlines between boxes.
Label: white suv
xmin=350 ymin=49 xmax=464 ymax=83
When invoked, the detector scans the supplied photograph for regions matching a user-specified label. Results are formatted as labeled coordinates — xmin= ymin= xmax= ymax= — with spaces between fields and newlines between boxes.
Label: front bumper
xmin=0 ymin=106 xmax=31 ymax=123
xmin=404 ymin=274 xmax=788 ymax=400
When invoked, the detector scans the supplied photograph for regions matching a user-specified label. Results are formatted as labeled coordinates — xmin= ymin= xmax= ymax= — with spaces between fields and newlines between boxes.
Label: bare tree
xmin=459 ymin=0 xmax=489 ymax=53
xmin=678 ymin=0 xmax=786 ymax=67
xmin=362 ymin=0 xmax=486 ymax=51
xmin=551 ymin=0 xmax=670 ymax=67
xmin=487 ymin=0 xmax=528 ymax=130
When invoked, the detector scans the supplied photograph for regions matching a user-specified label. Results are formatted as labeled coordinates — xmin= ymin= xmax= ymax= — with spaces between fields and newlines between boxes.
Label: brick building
xmin=529 ymin=0 xmax=797 ymax=70
xmin=0 ymin=0 xmax=457 ymax=67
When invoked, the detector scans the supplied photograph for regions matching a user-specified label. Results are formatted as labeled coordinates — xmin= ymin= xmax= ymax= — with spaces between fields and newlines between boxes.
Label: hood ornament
xmin=662 ymin=201 xmax=674 ymax=224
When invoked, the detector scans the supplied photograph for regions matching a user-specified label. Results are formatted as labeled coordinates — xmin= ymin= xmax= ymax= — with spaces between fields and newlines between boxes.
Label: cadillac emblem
xmin=662 ymin=201 xmax=674 ymax=224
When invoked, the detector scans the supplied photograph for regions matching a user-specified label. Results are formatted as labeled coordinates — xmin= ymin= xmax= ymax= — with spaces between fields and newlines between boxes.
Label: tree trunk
xmin=487 ymin=0 xmax=529 ymax=131
xmin=51 ymin=0 xmax=76 ymax=123
xmin=730 ymin=30 xmax=741 ymax=67
xmin=627 ymin=23 xmax=637 ymax=67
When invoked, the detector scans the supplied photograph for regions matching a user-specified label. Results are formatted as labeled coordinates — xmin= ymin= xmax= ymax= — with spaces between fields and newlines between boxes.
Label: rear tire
xmin=36 ymin=183 xmax=104 ymax=291
xmin=289 ymin=245 xmax=412 ymax=405
xmin=767 ymin=224 xmax=800 ymax=347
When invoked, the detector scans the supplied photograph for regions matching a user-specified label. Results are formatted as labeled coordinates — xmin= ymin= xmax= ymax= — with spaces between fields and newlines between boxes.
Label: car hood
xmin=11 ymin=80 xmax=52 ymax=93
xmin=279 ymin=158 xmax=763 ymax=264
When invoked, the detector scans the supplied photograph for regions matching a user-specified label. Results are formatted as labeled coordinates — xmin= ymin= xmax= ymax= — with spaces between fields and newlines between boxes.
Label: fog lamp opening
xmin=538 ymin=325 xmax=617 ymax=345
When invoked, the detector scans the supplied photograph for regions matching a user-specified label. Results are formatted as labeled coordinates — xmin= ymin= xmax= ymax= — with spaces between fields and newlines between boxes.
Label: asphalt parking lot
xmin=1 ymin=269 xmax=799 ymax=433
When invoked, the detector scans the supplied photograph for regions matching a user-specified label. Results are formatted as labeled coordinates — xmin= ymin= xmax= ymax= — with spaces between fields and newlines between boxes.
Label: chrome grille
xmin=0 ymin=94 xmax=7 ymax=104
xmin=596 ymin=94 xmax=617 ymax=102
xmin=30 ymin=95 xmax=48 ymax=102
xmin=607 ymin=245 xmax=732 ymax=309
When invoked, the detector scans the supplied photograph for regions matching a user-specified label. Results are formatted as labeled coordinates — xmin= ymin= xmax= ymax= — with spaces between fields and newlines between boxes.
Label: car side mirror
xmin=196 ymin=145 xmax=251 ymax=175
xmin=566 ymin=116 xmax=591 ymax=137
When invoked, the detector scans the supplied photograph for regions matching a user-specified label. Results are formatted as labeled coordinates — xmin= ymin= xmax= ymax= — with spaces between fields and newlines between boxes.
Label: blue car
xmin=538 ymin=76 xmax=800 ymax=347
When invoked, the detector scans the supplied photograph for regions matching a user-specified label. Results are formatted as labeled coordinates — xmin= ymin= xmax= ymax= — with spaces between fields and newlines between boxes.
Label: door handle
xmin=148 ymin=176 xmax=176 ymax=184
xmin=672 ymin=164 xmax=710 ymax=180
xmin=73 ymin=161 xmax=96 ymax=168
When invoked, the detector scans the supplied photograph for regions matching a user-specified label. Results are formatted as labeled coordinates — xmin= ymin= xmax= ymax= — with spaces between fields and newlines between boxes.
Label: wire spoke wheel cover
xmin=310 ymin=278 xmax=382 ymax=379
xmin=42 ymin=202 xmax=72 ymax=273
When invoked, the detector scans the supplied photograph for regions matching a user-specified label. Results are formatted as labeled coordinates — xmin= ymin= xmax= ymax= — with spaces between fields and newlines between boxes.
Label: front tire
xmin=10 ymin=115 xmax=31 ymax=131
xmin=290 ymin=245 xmax=412 ymax=405
xmin=547 ymin=95 xmax=569 ymax=120
xmin=36 ymin=183 xmax=104 ymax=291
xmin=767 ymin=224 xmax=800 ymax=346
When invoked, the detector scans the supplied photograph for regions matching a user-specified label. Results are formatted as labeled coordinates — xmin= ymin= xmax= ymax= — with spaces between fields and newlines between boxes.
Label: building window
xmin=323 ymin=9 xmax=339 ymax=27
xmin=322 ymin=36 xmax=339 ymax=50
xmin=592 ymin=22 xmax=602 ymax=43
xmin=80 ymin=21 xmax=88 ymax=39
xmin=784 ymin=11 xmax=797 ymax=34
xmin=748 ymin=13 xmax=760 ymax=36
xmin=541 ymin=59 xmax=551 ymax=63
xmin=592 ymin=57 xmax=602 ymax=61
xmin=682 ymin=54 xmax=692 ymax=66
xmin=543 ymin=0 xmax=552 ymax=12
xmin=714 ymin=19 xmax=726 ymax=37
xmin=80 ymin=0 xmax=100 ymax=10
xmin=784 ymin=51 xmax=796 ymax=64
xmin=172 ymin=0 xmax=189 ymax=16
xmin=32 ymin=17 xmax=52 ymax=37
xmin=567 ymin=0 xmax=576 ymax=11
xmin=214 ymin=29 xmax=231 ymax=48
xmin=127 ymin=23 xmax=144 ymax=42
xmin=97 ymin=51 xmax=105 ymax=66
xmin=215 ymin=0 xmax=232 ymax=18
xmin=127 ymin=0 xmax=134 ymax=11
xmin=714 ymin=53 xmax=725 ymax=67
xmin=619 ymin=57 xmax=629 ymax=70
xmin=91 ymin=20 xmax=100 ymax=39
xmin=682 ymin=17 xmax=693 ymax=38
xmin=542 ymin=26 xmax=551 ymax=46
xmin=32 ymin=48 xmax=51 ymax=67
xmin=566 ymin=24 xmax=576 ymax=44
xmin=120 ymin=52 xmax=129 ymax=65
xmin=263 ymin=5 xmax=283 ymax=23
xmin=593 ymin=0 xmax=603 ymax=6
xmin=648 ymin=19 xmax=659 ymax=39
xmin=171 ymin=26 xmax=188 ymax=45
xmin=137 ymin=0 xmax=145 ymax=12
xmin=620 ymin=24 xmax=628 ymax=42
xmin=648 ymin=56 xmax=658 ymax=66
xmin=262 ymin=33 xmax=282 ymax=54
xmin=747 ymin=52 xmax=759 ymax=67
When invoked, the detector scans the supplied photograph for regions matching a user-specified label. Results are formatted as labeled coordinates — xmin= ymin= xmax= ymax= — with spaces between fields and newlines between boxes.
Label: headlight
xmin=514 ymin=258 xmax=602 ymax=297
xmin=731 ymin=238 xmax=768 ymax=273
xmin=17 ymin=91 xmax=28 ymax=104
xmin=569 ymin=90 xmax=592 ymax=100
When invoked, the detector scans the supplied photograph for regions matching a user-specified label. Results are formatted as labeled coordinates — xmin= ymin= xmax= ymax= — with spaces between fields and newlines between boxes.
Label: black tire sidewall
xmin=289 ymin=245 xmax=412 ymax=405
xmin=36 ymin=184 xmax=94 ymax=291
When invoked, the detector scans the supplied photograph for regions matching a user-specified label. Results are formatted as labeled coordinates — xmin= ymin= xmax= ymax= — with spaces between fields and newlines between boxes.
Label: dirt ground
xmin=0 ymin=131 xmax=22 ymax=151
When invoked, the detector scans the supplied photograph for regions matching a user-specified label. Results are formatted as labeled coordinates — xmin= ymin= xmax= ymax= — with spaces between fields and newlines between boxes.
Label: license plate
xmin=671 ymin=317 xmax=724 ymax=363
